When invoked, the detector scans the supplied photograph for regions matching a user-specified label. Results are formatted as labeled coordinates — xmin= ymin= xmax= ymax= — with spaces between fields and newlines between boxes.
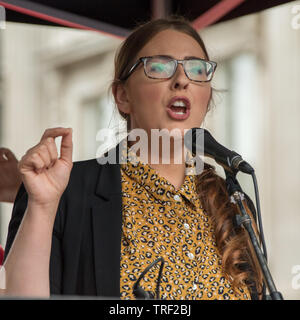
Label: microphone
xmin=185 ymin=128 xmax=254 ymax=174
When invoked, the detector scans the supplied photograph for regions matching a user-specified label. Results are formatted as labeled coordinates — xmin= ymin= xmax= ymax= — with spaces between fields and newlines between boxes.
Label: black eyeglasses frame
xmin=121 ymin=55 xmax=217 ymax=82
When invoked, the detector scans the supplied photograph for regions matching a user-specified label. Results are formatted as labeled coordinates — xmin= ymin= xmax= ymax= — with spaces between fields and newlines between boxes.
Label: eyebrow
xmin=157 ymin=54 xmax=205 ymax=60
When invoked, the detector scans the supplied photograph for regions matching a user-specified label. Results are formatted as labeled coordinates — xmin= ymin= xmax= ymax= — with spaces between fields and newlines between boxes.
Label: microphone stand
xmin=224 ymin=170 xmax=283 ymax=300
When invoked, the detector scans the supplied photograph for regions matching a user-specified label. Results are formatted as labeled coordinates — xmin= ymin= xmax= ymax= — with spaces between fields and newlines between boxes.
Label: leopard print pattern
xmin=119 ymin=146 xmax=250 ymax=300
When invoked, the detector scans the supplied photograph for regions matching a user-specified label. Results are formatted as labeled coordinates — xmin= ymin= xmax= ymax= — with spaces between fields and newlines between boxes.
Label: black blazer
xmin=4 ymin=143 xmax=260 ymax=299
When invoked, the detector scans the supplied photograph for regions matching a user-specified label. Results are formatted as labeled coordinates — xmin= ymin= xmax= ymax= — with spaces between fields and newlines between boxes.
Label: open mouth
xmin=167 ymin=99 xmax=190 ymax=120
xmin=169 ymin=106 xmax=187 ymax=115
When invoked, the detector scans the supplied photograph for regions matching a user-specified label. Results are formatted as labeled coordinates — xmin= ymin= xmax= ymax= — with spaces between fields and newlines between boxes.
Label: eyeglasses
xmin=121 ymin=55 xmax=217 ymax=82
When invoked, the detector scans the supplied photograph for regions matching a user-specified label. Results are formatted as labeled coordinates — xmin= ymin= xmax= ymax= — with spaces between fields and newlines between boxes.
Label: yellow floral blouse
xmin=119 ymin=147 xmax=251 ymax=300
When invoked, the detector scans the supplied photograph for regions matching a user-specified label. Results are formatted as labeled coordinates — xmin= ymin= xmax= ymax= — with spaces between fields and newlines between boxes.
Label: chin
xmin=159 ymin=126 xmax=189 ymax=142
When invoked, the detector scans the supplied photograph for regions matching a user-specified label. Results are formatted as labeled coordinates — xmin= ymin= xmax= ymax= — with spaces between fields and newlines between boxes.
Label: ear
xmin=112 ymin=82 xmax=131 ymax=116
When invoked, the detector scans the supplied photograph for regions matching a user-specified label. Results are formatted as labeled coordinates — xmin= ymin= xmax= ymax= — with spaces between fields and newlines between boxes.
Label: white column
xmin=259 ymin=2 xmax=300 ymax=299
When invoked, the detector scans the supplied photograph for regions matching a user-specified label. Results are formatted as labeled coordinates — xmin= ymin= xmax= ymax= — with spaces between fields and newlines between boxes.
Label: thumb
xmin=60 ymin=128 xmax=73 ymax=164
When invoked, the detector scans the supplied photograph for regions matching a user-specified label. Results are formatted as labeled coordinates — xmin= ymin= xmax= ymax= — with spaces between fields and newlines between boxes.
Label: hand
xmin=18 ymin=127 xmax=73 ymax=207
xmin=0 ymin=148 xmax=22 ymax=203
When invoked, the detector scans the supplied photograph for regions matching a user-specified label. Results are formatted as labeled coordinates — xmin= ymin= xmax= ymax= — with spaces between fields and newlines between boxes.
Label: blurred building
xmin=0 ymin=1 xmax=299 ymax=299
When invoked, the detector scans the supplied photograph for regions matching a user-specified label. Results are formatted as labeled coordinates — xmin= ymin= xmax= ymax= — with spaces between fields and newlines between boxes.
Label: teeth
xmin=172 ymin=100 xmax=187 ymax=107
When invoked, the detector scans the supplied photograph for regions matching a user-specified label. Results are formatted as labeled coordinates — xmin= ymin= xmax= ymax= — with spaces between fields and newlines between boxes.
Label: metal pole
xmin=151 ymin=0 xmax=171 ymax=20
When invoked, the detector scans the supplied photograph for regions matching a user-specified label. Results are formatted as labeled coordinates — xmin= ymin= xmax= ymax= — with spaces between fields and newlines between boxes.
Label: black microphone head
xmin=202 ymin=129 xmax=228 ymax=159
xmin=184 ymin=128 xmax=242 ymax=172
xmin=184 ymin=127 xmax=205 ymax=156
xmin=184 ymin=127 xmax=221 ymax=156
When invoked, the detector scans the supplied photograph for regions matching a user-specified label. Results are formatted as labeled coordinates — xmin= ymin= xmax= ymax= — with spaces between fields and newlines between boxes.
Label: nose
xmin=170 ymin=63 xmax=189 ymax=90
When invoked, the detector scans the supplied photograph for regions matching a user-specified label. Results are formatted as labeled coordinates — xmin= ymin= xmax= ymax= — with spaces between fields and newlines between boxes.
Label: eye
xmin=190 ymin=66 xmax=203 ymax=75
xmin=150 ymin=62 xmax=166 ymax=72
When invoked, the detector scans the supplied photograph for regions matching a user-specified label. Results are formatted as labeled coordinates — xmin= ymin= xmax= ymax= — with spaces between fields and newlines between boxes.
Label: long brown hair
xmin=111 ymin=16 xmax=263 ymax=297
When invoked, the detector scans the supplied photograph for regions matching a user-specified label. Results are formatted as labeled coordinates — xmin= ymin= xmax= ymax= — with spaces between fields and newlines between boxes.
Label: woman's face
xmin=116 ymin=29 xmax=212 ymax=139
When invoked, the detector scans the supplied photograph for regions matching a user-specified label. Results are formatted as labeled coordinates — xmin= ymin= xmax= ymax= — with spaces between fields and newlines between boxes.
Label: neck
xmin=149 ymin=162 xmax=186 ymax=191
xmin=128 ymin=137 xmax=187 ymax=190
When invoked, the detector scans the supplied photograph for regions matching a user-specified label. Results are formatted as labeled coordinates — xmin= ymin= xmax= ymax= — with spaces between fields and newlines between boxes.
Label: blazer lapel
xmin=92 ymin=143 xmax=123 ymax=298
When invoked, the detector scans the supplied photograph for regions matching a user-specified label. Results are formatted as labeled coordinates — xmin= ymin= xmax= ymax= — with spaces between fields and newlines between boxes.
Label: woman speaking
xmin=1 ymin=16 xmax=262 ymax=300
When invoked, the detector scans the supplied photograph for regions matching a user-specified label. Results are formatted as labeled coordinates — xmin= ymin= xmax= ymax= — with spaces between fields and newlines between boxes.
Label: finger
xmin=40 ymin=127 xmax=71 ymax=142
xmin=22 ymin=136 xmax=58 ymax=169
xmin=36 ymin=144 xmax=52 ymax=169
xmin=19 ymin=152 xmax=45 ymax=175
xmin=42 ymin=137 xmax=58 ymax=168
xmin=60 ymin=128 xmax=73 ymax=164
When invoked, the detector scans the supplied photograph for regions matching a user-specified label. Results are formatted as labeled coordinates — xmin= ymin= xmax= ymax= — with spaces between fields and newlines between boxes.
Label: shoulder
xmin=71 ymin=158 xmax=103 ymax=178
xmin=69 ymin=142 xmax=121 ymax=180
xmin=65 ymin=158 xmax=106 ymax=195
xmin=65 ymin=156 xmax=121 ymax=197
